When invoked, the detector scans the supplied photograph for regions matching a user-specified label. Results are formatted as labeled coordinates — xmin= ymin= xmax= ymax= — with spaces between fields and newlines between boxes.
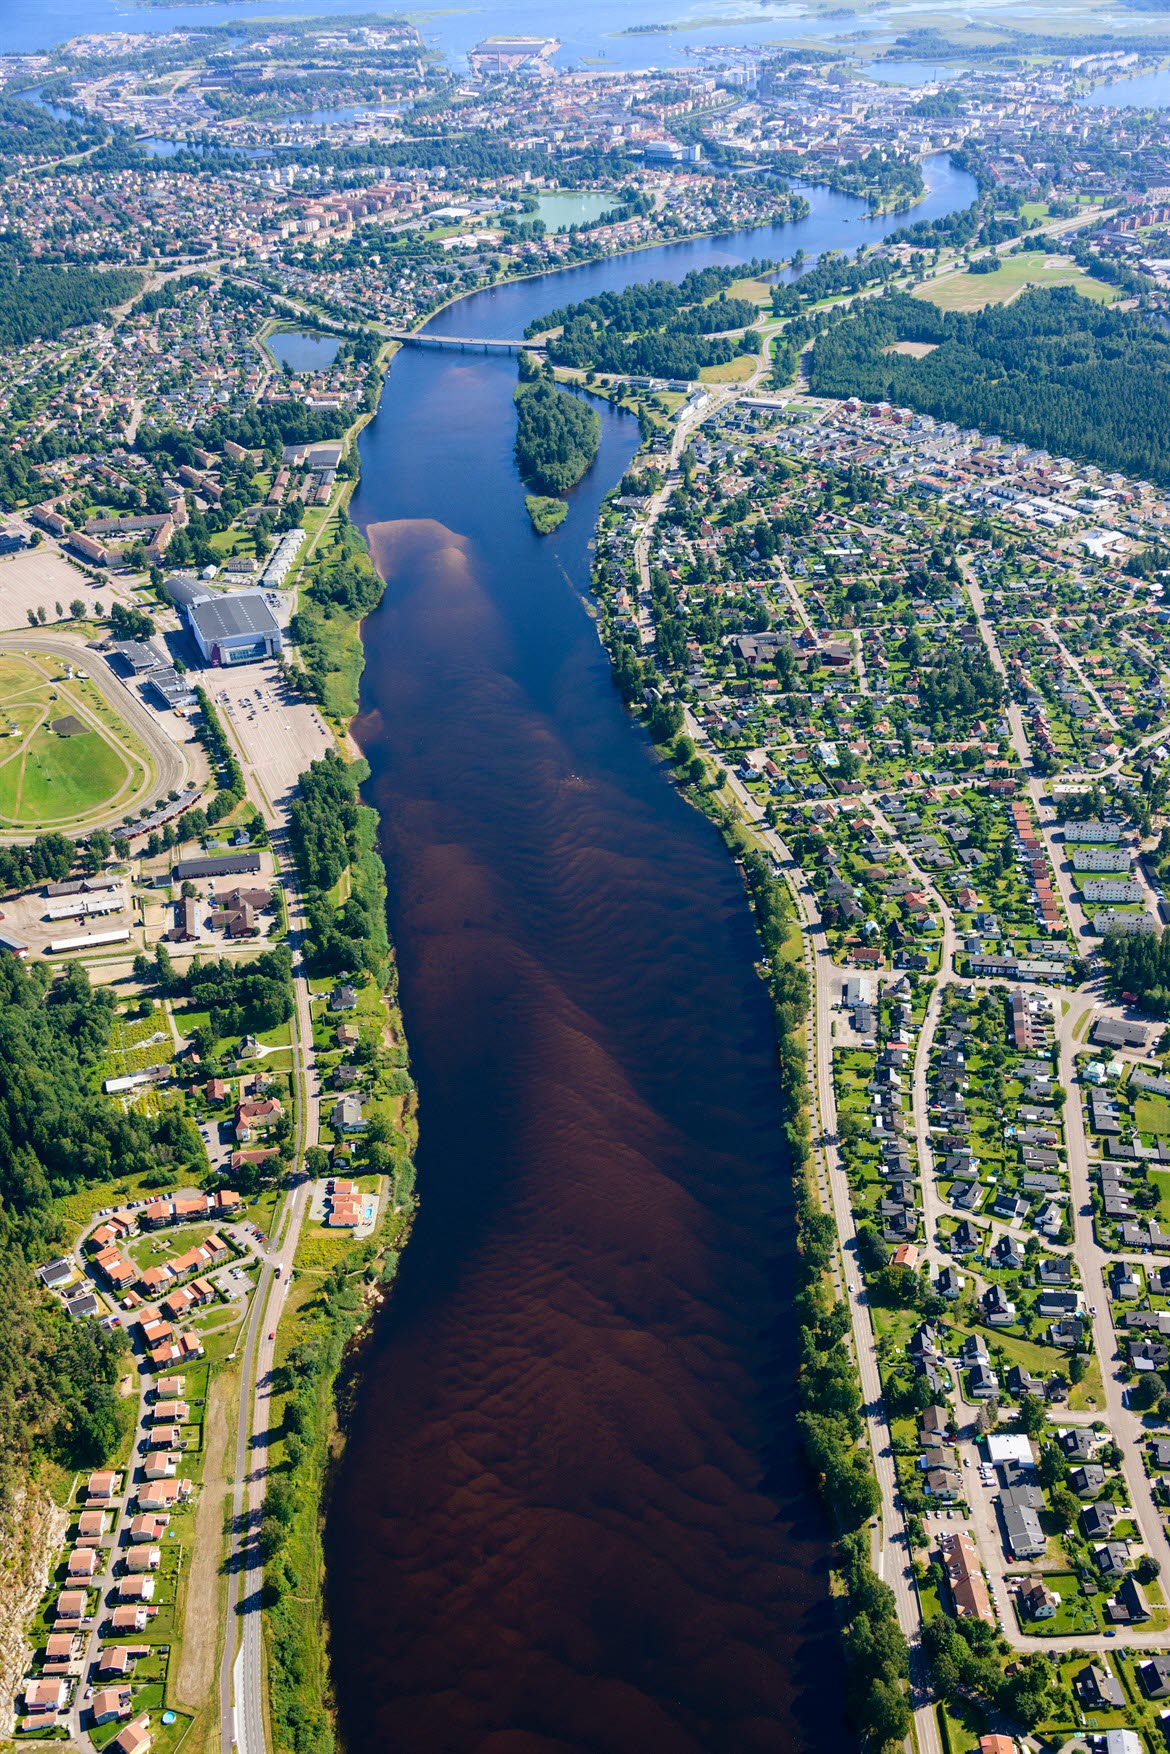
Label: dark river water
xmin=325 ymin=153 xmax=975 ymax=1754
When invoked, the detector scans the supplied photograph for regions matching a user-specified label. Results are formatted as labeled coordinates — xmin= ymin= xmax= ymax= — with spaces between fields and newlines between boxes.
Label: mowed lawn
xmin=1136 ymin=1092 xmax=1170 ymax=1138
xmin=915 ymin=251 xmax=1119 ymax=313
xmin=0 ymin=720 xmax=130 ymax=824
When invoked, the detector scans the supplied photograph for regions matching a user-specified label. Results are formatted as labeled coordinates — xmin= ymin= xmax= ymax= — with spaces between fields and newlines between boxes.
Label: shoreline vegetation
xmin=259 ymin=341 xmax=419 ymax=1754
xmin=525 ymin=493 xmax=568 ymax=534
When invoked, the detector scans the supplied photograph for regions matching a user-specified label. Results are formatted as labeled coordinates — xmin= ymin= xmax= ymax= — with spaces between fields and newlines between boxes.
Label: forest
xmin=527 ymin=265 xmax=767 ymax=379
xmin=513 ymin=376 xmax=601 ymax=497
xmin=0 ymin=252 xmax=140 ymax=349
xmin=809 ymin=286 xmax=1170 ymax=486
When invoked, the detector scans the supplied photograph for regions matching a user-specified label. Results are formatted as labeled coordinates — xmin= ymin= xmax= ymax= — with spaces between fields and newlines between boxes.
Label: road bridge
xmin=389 ymin=330 xmax=543 ymax=354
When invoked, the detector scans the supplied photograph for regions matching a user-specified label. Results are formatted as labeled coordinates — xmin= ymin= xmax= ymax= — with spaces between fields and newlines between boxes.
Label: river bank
xmin=257 ymin=339 xmax=418 ymax=1754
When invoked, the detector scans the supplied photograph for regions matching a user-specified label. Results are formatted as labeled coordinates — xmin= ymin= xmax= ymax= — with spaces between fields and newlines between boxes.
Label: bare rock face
xmin=0 ymin=1481 xmax=70 ymax=1733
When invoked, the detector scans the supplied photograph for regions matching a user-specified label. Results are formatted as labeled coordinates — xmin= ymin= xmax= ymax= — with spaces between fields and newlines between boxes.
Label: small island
xmin=525 ymin=494 xmax=568 ymax=534
xmin=514 ymin=363 xmax=601 ymax=499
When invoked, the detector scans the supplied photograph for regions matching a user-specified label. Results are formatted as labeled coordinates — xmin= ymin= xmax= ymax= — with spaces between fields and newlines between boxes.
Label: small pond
xmin=266 ymin=328 xmax=341 ymax=372
xmin=531 ymin=191 xmax=617 ymax=231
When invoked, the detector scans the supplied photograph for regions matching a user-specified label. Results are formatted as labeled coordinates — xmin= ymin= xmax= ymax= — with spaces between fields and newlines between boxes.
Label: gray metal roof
xmin=188 ymin=591 xmax=279 ymax=644
xmin=165 ymin=573 xmax=211 ymax=608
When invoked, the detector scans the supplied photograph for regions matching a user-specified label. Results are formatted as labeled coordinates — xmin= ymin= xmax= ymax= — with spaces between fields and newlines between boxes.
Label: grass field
xmin=699 ymin=353 xmax=757 ymax=384
xmin=0 ymin=652 xmax=153 ymax=829
xmin=915 ymin=251 xmax=1119 ymax=314
xmin=1136 ymin=1093 xmax=1170 ymax=1137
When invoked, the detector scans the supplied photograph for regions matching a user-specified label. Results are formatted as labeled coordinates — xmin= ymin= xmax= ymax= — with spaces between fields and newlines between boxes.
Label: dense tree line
xmin=771 ymin=253 xmax=899 ymax=316
xmin=513 ymin=377 xmax=600 ymax=497
xmin=193 ymin=686 xmax=245 ymax=807
xmin=923 ymin=1616 xmax=1056 ymax=1730
xmin=177 ymin=947 xmax=295 ymax=1039
xmin=527 ymin=264 xmax=770 ymax=378
xmin=0 ymin=94 xmax=105 ymax=164
xmin=288 ymin=518 xmax=386 ymax=717
xmin=290 ymin=749 xmax=363 ymax=892
xmin=529 ymin=263 xmax=768 ymax=338
xmin=290 ymin=751 xmax=388 ymax=980
xmin=737 ymin=849 xmax=909 ymax=1750
xmin=0 ymin=830 xmax=75 ymax=894
xmin=264 ymin=1251 xmax=372 ymax=1754
xmin=809 ymin=285 xmax=1170 ymax=485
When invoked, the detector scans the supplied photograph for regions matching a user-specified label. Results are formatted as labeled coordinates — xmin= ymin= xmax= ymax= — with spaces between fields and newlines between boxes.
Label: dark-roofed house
xmin=1078 ymin=1662 xmax=1125 ymax=1710
xmin=1082 ymin=1501 xmax=1118 ymax=1540
xmin=171 ymin=853 xmax=261 ymax=884
xmin=1140 ymin=1654 xmax=1170 ymax=1699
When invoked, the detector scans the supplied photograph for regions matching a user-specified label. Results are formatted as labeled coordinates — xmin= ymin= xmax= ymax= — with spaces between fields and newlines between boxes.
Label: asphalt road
xmin=216 ymin=701 xmax=322 ymax=1754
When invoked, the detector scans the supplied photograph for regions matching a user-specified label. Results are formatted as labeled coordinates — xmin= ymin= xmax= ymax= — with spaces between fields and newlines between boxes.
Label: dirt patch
xmin=49 ymin=715 xmax=87 ymax=737
xmin=175 ymin=1370 xmax=231 ymax=1713
xmin=882 ymin=340 xmax=938 ymax=359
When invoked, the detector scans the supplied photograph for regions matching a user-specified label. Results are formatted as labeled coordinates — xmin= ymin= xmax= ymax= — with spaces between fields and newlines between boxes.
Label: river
xmin=324 ymin=152 xmax=976 ymax=1754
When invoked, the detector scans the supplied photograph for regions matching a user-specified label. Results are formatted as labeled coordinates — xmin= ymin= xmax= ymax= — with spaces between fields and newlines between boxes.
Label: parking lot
xmin=212 ymin=661 xmax=332 ymax=819
xmin=0 ymin=544 xmax=138 ymax=631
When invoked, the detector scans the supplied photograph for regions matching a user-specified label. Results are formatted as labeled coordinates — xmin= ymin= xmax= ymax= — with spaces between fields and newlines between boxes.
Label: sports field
xmin=915 ymin=250 xmax=1120 ymax=314
xmin=0 ymin=652 xmax=155 ymax=831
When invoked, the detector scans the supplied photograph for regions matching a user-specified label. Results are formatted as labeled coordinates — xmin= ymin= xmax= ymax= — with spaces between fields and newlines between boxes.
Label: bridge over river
xmin=388 ymin=330 xmax=542 ymax=354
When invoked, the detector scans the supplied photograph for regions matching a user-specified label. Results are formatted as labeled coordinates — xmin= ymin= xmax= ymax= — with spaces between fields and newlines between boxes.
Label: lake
xmin=533 ymin=191 xmax=619 ymax=231
xmin=1078 ymin=65 xmax=1170 ymax=107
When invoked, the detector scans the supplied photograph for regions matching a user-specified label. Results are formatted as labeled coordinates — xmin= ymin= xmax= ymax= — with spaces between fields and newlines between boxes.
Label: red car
xmin=268 ymin=1331 xmax=274 ymax=1341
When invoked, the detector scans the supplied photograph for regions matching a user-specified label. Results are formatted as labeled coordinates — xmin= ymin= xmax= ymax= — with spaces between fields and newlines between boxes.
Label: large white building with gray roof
xmin=186 ymin=590 xmax=283 ymax=666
